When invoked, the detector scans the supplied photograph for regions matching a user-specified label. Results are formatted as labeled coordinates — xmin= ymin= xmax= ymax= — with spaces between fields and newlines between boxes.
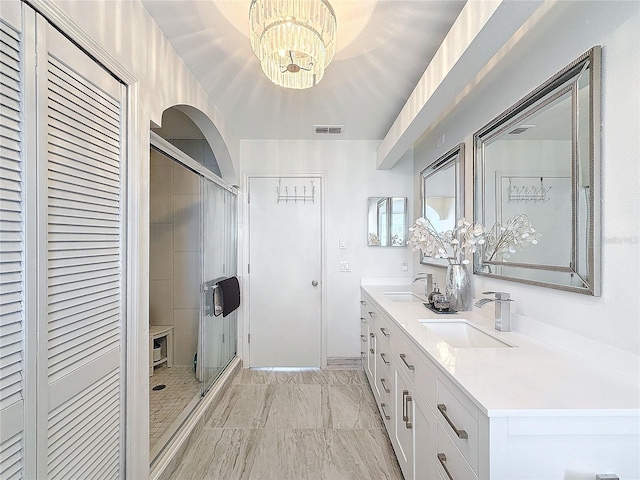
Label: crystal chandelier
xmin=249 ymin=0 xmax=337 ymax=89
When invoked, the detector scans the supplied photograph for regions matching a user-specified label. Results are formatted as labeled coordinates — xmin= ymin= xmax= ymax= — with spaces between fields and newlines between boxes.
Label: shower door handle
xmin=203 ymin=277 xmax=226 ymax=316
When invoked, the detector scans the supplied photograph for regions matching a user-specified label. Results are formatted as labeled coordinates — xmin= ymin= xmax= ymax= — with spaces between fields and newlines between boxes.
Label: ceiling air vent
xmin=314 ymin=125 xmax=344 ymax=135
xmin=509 ymin=124 xmax=536 ymax=135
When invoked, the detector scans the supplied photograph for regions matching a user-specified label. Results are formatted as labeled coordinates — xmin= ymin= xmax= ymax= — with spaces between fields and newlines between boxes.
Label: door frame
xmin=241 ymin=172 xmax=327 ymax=368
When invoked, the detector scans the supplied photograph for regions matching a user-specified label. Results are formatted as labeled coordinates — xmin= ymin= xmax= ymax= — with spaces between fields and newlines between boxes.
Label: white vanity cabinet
xmin=360 ymin=287 xmax=639 ymax=480
xmin=361 ymin=292 xmax=440 ymax=480
xmin=362 ymin=297 xmax=395 ymax=428
xmin=375 ymin=310 xmax=394 ymax=430
xmin=360 ymin=299 xmax=376 ymax=389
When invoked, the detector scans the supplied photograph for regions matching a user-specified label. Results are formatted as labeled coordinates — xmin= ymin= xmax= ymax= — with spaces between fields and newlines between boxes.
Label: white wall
xmin=413 ymin=1 xmax=640 ymax=356
xmin=240 ymin=140 xmax=414 ymax=359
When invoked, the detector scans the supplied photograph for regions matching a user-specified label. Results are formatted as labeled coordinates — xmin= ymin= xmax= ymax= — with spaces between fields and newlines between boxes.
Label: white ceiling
xmin=142 ymin=0 xmax=466 ymax=141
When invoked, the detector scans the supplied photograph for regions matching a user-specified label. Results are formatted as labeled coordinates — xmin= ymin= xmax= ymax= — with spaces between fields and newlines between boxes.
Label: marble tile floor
xmin=168 ymin=368 xmax=403 ymax=480
xmin=150 ymin=365 xmax=201 ymax=453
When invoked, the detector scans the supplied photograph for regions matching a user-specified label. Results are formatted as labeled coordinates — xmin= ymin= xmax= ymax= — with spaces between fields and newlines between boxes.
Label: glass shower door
xmin=200 ymin=177 xmax=237 ymax=395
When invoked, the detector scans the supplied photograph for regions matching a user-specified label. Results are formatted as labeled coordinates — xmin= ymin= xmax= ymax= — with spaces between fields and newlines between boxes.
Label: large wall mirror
xmin=420 ymin=143 xmax=464 ymax=266
xmin=368 ymin=197 xmax=408 ymax=246
xmin=474 ymin=47 xmax=601 ymax=295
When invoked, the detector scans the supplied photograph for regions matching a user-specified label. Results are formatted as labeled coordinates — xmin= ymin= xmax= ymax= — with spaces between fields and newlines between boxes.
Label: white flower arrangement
xmin=407 ymin=217 xmax=485 ymax=265
xmin=408 ymin=214 xmax=540 ymax=265
xmin=483 ymin=213 xmax=541 ymax=262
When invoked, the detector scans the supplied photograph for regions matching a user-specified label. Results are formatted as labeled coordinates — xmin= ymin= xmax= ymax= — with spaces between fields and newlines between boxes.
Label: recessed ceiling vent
xmin=314 ymin=125 xmax=344 ymax=135
xmin=509 ymin=124 xmax=536 ymax=135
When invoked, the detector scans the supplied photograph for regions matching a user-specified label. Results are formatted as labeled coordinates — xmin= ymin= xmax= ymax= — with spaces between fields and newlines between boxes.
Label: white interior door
xmin=248 ymin=176 xmax=321 ymax=367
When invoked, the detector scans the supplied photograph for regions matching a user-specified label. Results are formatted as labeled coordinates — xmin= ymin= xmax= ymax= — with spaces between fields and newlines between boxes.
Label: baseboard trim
xmin=326 ymin=357 xmax=362 ymax=369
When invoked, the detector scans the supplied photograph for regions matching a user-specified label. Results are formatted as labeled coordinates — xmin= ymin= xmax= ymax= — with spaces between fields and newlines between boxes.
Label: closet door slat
xmin=0 ymin=17 xmax=24 ymax=480
xmin=46 ymin=370 xmax=120 ymax=480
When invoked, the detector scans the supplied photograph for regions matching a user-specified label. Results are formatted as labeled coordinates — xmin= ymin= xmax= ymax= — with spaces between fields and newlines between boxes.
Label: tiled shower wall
xmin=150 ymin=149 xmax=201 ymax=366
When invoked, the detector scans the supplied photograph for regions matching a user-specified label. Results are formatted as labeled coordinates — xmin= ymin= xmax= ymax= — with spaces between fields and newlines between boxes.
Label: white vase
xmin=445 ymin=264 xmax=471 ymax=311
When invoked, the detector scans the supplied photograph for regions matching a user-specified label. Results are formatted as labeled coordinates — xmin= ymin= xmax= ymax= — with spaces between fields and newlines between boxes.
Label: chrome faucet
xmin=413 ymin=273 xmax=433 ymax=297
xmin=474 ymin=291 xmax=513 ymax=332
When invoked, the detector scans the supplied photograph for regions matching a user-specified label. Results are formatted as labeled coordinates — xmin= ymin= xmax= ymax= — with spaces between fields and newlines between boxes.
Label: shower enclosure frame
xmin=149 ymin=131 xmax=238 ymax=462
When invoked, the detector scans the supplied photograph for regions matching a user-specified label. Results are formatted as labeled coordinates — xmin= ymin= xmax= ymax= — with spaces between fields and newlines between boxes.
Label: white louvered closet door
xmin=36 ymin=20 xmax=125 ymax=480
xmin=0 ymin=4 xmax=27 ymax=479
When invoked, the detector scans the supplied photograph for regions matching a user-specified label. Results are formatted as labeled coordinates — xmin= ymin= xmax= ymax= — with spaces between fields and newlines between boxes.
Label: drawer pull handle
xmin=405 ymin=394 xmax=413 ymax=429
xmin=437 ymin=403 xmax=468 ymax=439
xmin=380 ymin=377 xmax=390 ymax=393
xmin=360 ymin=317 xmax=366 ymax=324
xmin=380 ymin=327 xmax=390 ymax=337
xmin=402 ymin=390 xmax=408 ymax=422
xmin=360 ymin=300 xmax=366 ymax=305
xmin=369 ymin=332 xmax=375 ymax=354
xmin=368 ymin=311 xmax=376 ymax=318
xmin=360 ymin=334 xmax=366 ymax=342
xmin=380 ymin=402 xmax=391 ymax=420
xmin=437 ymin=453 xmax=455 ymax=480
xmin=380 ymin=352 xmax=389 ymax=366
xmin=399 ymin=353 xmax=415 ymax=371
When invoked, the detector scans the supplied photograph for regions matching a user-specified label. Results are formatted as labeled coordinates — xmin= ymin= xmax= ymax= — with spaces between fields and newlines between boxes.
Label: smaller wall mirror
xmin=368 ymin=197 xmax=408 ymax=246
xmin=474 ymin=47 xmax=601 ymax=295
xmin=420 ymin=143 xmax=465 ymax=266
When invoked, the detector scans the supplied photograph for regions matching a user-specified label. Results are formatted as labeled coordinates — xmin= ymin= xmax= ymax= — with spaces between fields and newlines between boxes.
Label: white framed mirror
xmin=367 ymin=197 xmax=408 ymax=247
xmin=420 ymin=143 xmax=465 ymax=266
xmin=474 ymin=47 xmax=601 ymax=295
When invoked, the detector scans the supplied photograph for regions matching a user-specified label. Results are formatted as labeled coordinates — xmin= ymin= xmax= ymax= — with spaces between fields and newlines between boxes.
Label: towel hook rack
xmin=508 ymin=176 xmax=552 ymax=203
xmin=276 ymin=178 xmax=315 ymax=203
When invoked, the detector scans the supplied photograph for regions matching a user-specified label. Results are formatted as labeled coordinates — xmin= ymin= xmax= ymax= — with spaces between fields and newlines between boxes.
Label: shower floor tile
xmin=150 ymin=364 xmax=200 ymax=453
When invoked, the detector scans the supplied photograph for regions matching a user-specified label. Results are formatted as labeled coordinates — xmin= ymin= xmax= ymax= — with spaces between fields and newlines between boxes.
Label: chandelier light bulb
xmin=249 ymin=0 xmax=337 ymax=89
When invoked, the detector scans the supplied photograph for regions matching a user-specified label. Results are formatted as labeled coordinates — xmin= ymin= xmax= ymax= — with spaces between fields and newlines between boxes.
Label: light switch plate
xmin=339 ymin=261 xmax=350 ymax=272
xmin=339 ymin=238 xmax=347 ymax=249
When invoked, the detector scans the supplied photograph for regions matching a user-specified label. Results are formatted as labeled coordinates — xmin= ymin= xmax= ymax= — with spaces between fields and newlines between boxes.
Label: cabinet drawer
xmin=377 ymin=385 xmax=394 ymax=429
xmin=436 ymin=380 xmax=479 ymax=473
xmin=390 ymin=331 xmax=436 ymax=412
xmin=376 ymin=366 xmax=393 ymax=398
xmin=362 ymin=300 xmax=380 ymax=325
xmin=376 ymin=335 xmax=392 ymax=376
xmin=377 ymin=312 xmax=393 ymax=346
xmin=436 ymin=424 xmax=477 ymax=480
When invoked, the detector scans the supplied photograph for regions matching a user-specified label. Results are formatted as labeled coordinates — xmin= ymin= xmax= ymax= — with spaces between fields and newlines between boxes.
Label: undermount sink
xmin=383 ymin=292 xmax=425 ymax=302
xmin=418 ymin=320 xmax=514 ymax=348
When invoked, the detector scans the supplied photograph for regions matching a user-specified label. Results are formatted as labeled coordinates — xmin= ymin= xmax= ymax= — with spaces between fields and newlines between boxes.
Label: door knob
xmin=311 ymin=280 xmax=318 ymax=286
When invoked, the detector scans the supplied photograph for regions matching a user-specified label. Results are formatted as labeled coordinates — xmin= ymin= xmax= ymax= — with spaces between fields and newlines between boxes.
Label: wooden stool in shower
xmin=149 ymin=325 xmax=174 ymax=376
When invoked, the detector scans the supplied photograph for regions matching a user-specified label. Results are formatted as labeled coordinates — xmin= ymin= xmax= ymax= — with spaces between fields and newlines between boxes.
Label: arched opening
xmin=151 ymin=104 xmax=236 ymax=184
xmin=152 ymin=107 xmax=221 ymax=176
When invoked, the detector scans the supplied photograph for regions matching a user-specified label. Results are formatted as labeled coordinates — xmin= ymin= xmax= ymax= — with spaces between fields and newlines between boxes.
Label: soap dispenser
xmin=427 ymin=283 xmax=441 ymax=306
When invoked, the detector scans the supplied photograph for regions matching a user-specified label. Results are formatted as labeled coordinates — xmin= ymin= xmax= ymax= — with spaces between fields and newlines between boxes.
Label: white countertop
xmin=362 ymin=284 xmax=640 ymax=417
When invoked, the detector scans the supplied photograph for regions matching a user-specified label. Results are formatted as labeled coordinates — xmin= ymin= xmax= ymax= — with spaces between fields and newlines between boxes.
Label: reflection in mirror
xmin=420 ymin=144 xmax=464 ymax=266
xmin=474 ymin=47 xmax=601 ymax=295
xmin=368 ymin=197 xmax=407 ymax=246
